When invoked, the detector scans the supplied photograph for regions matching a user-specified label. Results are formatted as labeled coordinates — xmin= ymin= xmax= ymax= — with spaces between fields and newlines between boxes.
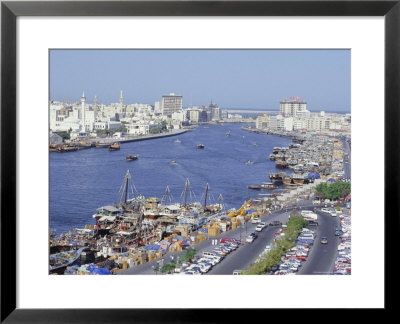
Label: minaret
xmin=81 ymin=91 xmax=86 ymax=132
xmin=119 ymin=90 xmax=124 ymax=113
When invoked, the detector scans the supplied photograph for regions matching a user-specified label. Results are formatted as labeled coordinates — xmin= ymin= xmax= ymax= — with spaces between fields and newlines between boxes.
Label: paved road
xmin=206 ymin=212 xmax=290 ymax=275
xmin=297 ymin=211 xmax=341 ymax=275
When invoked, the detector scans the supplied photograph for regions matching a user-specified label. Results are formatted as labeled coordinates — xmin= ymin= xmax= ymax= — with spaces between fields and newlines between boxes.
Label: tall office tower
xmin=162 ymin=93 xmax=183 ymax=117
xmin=280 ymin=97 xmax=307 ymax=117
xmin=93 ymin=95 xmax=98 ymax=112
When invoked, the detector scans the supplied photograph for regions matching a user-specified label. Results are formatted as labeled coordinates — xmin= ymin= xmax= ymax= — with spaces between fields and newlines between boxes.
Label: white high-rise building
xmin=162 ymin=93 xmax=183 ymax=116
xmin=280 ymin=97 xmax=308 ymax=117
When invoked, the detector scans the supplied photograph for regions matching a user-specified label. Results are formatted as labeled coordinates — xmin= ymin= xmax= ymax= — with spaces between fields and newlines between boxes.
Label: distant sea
xmin=227 ymin=107 xmax=350 ymax=115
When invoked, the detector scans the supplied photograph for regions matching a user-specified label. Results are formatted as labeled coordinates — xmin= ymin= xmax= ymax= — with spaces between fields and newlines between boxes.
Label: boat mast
xmin=218 ymin=194 xmax=224 ymax=211
xmin=119 ymin=170 xmax=131 ymax=206
xmin=162 ymin=185 xmax=171 ymax=205
xmin=182 ymin=178 xmax=190 ymax=206
xmin=203 ymin=183 xmax=209 ymax=208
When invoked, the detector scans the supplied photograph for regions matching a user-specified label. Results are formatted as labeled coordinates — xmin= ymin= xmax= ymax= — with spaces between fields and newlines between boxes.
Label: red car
xmin=220 ymin=237 xmax=240 ymax=245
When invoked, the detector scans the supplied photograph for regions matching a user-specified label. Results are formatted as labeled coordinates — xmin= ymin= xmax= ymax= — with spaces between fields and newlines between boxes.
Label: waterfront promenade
xmin=91 ymin=128 xmax=189 ymax=144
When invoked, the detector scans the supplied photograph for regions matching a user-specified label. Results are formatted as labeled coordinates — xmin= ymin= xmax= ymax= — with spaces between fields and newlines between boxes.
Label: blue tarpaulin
xmin=198 ymin=228 xmax=208 ymax=233
xmin=308 ymin=172 xmax=320 ymax=179
xmin=145 ymin=244 xmax=161 ymax=250
xmin=91 ymin=268 xmax=112 ymax=275
xmin=328 ymin=178 xmax=336 ymax=182
xmin=246 ymin=209 xmax=257 ymax=214
xmin=172 ymin=235 xmax=185 ymax=241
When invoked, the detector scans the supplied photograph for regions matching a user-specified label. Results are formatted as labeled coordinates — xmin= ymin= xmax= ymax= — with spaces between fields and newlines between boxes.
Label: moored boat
xmin=197 ymin=144 xmax=205 ymax=149
xmin=275 ymin=160 xmax=287 ymax=169
xmin=109 ymin=142 xmax=120 ymax=151
xmin=49 ymin=247 xmax=86 ymax=274
xmin=248 ymin=185 xmax=262 ymax=190
xmin=95 ymin=142 xmax=110 ymax=148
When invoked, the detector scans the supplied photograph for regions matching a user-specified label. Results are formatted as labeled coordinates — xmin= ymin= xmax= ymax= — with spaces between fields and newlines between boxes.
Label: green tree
xmin=161 ymin=261 xmax=176 ymax=274
xmin=315 ymin=181 xmax=350 ymax=200
xmin=180 ymin=248 xmax=198 ymax=263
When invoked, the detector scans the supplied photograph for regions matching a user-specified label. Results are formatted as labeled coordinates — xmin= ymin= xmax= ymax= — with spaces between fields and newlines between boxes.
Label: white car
xmin=251 ymin=217 xmax=261 ymax=224
xmin=255 ymin=224 xmax=264 ymax=232
xmin=321 ymin=208 xmax=331 ymax=213
xmin=246 ymin=235 xmax=255 ymax=243
xmin=197 ymin=257 xmax=218 ymax=266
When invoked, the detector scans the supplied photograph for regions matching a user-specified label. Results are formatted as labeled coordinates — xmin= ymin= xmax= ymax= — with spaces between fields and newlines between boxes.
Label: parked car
xmin=307 ymin=220 xmax=319 ymax=226
xmin=220 ymin=237 xmax=240 ymax=245
xmin=251 ymin=217 xmax=261 ymax=224
xmin=269 ymin=220 xmax=282 ymax=226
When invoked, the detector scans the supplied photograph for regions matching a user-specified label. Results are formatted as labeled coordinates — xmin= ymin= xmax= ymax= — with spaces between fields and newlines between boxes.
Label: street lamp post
xmin=239 ymin=221 xmax=242 ymax=244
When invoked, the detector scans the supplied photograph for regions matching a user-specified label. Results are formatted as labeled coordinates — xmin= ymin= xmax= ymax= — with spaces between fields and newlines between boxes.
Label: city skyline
xmin=50 ymin=49 xmax=351 ymax=112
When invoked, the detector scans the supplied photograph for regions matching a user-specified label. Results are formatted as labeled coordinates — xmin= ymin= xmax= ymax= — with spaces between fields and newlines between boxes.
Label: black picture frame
xmin=1 ymin=0 xmax=398 ymax=322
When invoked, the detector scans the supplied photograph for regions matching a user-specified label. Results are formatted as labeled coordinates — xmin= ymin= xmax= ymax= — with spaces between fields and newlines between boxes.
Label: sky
xmin=50 ymin=49 xmax=350 ymax=112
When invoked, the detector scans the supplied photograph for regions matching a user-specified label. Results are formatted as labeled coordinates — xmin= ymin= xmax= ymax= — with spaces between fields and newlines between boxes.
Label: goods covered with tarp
xmin=159 ymin=240 xmax=171 ymax=252
xmin=246 ymin=209 xmax=257 ymax=215
xmin=91 ymin=267 xmax=112 ymax=275
xmin=171 ymin=235 xmax=186 ymax=241
xmin=179 ymin=239 xmax=191 ymax=246
xmin=145 ymin=243 xmax=161 ymax=251
xmin=308 ymin=172 xmax=320 ymax=179
xmin=169 ymin=242 xmax=182 ymax=252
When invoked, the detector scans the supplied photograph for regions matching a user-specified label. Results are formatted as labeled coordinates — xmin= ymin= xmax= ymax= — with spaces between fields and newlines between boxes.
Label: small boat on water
xmin=253 ymin=143 xmax=257 ymax=146
xmin=246 ymin=160 xmax=254 ymax=165
xmin=171 ymin=160 xmax=177 ymax=164
xmin=109 ymin=142 xmax=120 ymax=151
xmin=226 ymin=131 xmax=231 ymax=136
xmin=197 ymin=144 xmax=205 ymax=149
xmin=174 ymin=139 xmax=181 ymax=143
xmin=126 ymin=154 xmax=139 ymax=161
xmin=49 ymin=247 xmax=85 ymax=274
